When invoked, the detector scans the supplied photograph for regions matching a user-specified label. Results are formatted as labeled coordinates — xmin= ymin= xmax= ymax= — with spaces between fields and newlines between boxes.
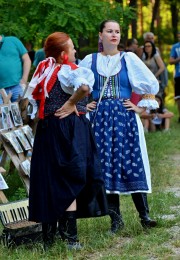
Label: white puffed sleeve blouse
xmin=57 ymin=64 xmax=94 ymax=95
xmin=26 ymin=58 xmax=95 ymax=118
xmin=79 ymin=52 xmax=159 ymax=110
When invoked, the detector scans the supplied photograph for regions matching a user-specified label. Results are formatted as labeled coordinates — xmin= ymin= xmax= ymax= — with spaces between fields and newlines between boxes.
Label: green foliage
xmin=10 ymin=188 xmax=27 ymax=201
xmin=2 ymin=168 xmax=27 ymax=201
xmin=0 ymin=0 xmax=135 ymax=47
xmin=141 ymin=0 xmax=149 ymax=5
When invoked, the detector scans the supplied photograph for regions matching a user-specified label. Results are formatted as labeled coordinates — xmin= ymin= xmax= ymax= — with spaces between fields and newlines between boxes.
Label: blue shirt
xmin=33 ymin=48 xmax=45 ymax=67
xmin=170 ymin=42 xmax=180 ymax=78
xmin=0 ymin=35 xmax=27 ymax=88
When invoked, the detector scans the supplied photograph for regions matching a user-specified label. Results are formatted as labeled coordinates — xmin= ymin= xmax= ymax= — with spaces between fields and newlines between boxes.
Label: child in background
xmin=141 ymin=95 xmax=174 ymax=132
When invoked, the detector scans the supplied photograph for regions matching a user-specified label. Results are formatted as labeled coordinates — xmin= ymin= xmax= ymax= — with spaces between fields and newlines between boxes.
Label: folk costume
xmin=28 ymin=57 xmax=108 ymax=247
xmin=79 ymin=51 xmax=159 ymax=231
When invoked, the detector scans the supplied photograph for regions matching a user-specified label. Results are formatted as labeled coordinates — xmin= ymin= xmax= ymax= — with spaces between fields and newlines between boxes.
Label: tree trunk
xmin=150 ymin=0 xmax=160 ymax=33
xmin=170 ymin=2 xmax=178 ymax=42
xmin=139 ymin=0 xmax=144 ymax=37
xmin=129 ymin=0 xmax=138 ymax=38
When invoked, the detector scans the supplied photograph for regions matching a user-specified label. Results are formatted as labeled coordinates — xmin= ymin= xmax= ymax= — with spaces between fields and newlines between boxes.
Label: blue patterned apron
xmin=90 ymin=53 xmax=148 ymax=193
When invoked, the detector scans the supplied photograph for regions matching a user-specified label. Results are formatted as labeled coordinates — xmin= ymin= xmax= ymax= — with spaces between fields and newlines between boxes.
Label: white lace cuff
xmin=137 ymin=94 xmax=159 ymax=110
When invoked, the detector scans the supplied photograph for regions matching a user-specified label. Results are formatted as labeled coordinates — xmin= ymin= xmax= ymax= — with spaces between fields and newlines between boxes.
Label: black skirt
xmin=29 ymin=114 xmax=108 ymax=223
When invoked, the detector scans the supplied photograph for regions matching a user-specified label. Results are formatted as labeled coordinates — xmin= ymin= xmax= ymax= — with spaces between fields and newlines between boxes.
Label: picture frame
xmin=10 ymin=102 xmax=23 ymax=126
xmin=21 ymin=125 xmax=34 ymax=147
xmin=0 ymin=111 xmax=3 ymax=130
xmin=20 ymin=159 xmax=31 ymax=177
xmin=0 ymin=105 xmax=13 ymax=130
xmin=2 ymin=131 xmax=23 ymax=154
xmin=0 ymin=173 xmax=8 ymax=190
xmin=14 ymin=129 xmax=31 ymax=151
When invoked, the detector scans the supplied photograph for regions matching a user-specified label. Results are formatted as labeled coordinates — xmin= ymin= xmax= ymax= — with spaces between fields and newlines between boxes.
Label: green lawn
xmin=0 ymin=104 xmax=179 ymax=260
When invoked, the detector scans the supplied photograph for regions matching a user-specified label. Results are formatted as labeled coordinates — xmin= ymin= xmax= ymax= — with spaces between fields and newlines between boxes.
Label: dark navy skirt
xmin=29 ymin=114 xmax=108 ymax=223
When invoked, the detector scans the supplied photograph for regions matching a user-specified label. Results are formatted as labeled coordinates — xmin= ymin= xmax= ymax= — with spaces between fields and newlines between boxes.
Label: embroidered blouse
xmin=26 ymin=57 xmax=95 ymax=119
xmin=79 ymin=52 xmax=159 ymax=110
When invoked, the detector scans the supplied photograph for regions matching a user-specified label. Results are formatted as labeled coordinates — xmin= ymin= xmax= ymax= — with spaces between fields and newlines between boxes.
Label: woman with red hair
xmin=27 ymin=32 xmax=108 ymax=250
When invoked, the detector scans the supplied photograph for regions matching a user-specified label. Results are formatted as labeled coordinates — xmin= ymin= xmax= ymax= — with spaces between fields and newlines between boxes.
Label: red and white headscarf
xmin=28 ymin=57 xmax=78 ymax=119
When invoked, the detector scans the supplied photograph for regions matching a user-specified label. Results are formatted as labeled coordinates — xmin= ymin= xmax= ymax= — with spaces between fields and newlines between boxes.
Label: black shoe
xmin=131 ymin=193 xmax=157 ymax=228
xmin=109 ymin=209 xmax=125 ymax=234
xmin=42 ymin=223 xmax=57 ymax=251
xmin=43 ymin=239 xmax=54 ymax=251
xmin=107 ymin=194 xmax=124 ymax=234
xmin=141 ymin=218 xmax=157 ymax=228
xmin=67 ymin=241 xmax=83 ymax=250
xmin=111 ymin=220 xmax=124 ymax=234
xmin=58 ymin=211 xmax=82 ymax=249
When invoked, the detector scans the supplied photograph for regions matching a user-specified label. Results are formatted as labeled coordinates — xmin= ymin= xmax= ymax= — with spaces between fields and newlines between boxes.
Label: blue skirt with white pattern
xmin=90 ymin=98 xmax=148 ymax=193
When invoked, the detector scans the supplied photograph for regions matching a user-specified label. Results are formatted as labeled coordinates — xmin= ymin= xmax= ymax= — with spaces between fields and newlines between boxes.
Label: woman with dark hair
xmin=75 ymin=20 xmax=159 ymax=234
xmin=142 ymin=41 xmax=165 ymax=97
xmin=143 ymin=41 xmax=157 ymax=59
xmin=27 ymin=32 xmax=108 ymax=250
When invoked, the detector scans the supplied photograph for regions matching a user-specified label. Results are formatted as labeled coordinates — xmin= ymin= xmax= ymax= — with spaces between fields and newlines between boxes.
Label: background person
xmin=33 ymin=39 xmax=46 ymax=68
xmin=143 ymin=32 xmax=157 ymax=46
xmin=125 ymin=38 xmax=139 ymax=53
xmin=142 ymin=41 xmax=165 ymax=98
xmin=79 ymin=20 xmax=159 ymax=233
xmin=33 ymin=47 xmax=46 ymax=67
xmin=0 ymin=34 xmax=31 ymax=104
xmin=28 ymin=32 xmax=108 ymax=250
xmin=118 ymin=43 xmax=125 ymax=51
xmin=136 ymin=31 xmax=160 ymax=58
xmin=139 ymin=33 xmax=168 ymax=99
xmin=141 ymin=95 xmax=174 ymax=132
xmin=125 ymin=38 xmax=142 ymax=105
xmin=169 ymin=32 xmax=180 ymax=123
xmin=25 ymin=42 xmax=35 ymax=63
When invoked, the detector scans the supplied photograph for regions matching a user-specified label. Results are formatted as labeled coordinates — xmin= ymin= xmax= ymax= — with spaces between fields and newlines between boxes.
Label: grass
xmin=0 ymin=104 xmax=179 ymax=259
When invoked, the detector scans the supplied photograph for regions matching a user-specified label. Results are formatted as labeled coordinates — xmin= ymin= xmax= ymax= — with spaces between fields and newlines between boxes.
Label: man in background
xmin=143 ymin=32 xmax=156 ymax=43
xmin=136 ymin=31 xmax=160 ymax=58
xmin=169 ymin=32 xmax=180 ymax=123
xmin=0 ymin=34 xmax=31 ymax=104
xmin=125 ymin=38 xmax=139 ymax=53
xmin=33 ymin=47 xmax=46 ymax=67
xmin=33 ymin=39 xmax=46 ymax=68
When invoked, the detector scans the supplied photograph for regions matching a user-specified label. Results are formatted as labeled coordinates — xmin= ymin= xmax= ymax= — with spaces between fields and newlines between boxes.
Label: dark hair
xmin=44 ymin=32 xmax=70 ymax=62
xmin=118 ymin=43 xmax=125 ymax=51
xmin=99 ymin=20 xmax=119 ymax=33
xmin=155 ymin=95 xmax=164 ymax=114
xmin=126 ymin=38 xmax=137 ymax=47
xmin=143 ymin=41 xmax=157 ymax=59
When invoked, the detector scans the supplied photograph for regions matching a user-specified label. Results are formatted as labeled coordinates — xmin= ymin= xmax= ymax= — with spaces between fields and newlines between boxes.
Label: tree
xmin=113 ymin=0 xmax=136 ymax=44
xmin=129 ymin=0 xmax=138 ymax=39
xmin=169 ymin=0 xmax=179 ymax=41
xmin=0 ymin=0 xmax=135 ymax=49
xmin=150 ymin=0 xmax=160 ymax=33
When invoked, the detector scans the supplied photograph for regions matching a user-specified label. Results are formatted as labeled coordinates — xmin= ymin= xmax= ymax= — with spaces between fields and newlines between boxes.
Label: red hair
xmin=44 ymin=32 xmax=70 ymax=63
